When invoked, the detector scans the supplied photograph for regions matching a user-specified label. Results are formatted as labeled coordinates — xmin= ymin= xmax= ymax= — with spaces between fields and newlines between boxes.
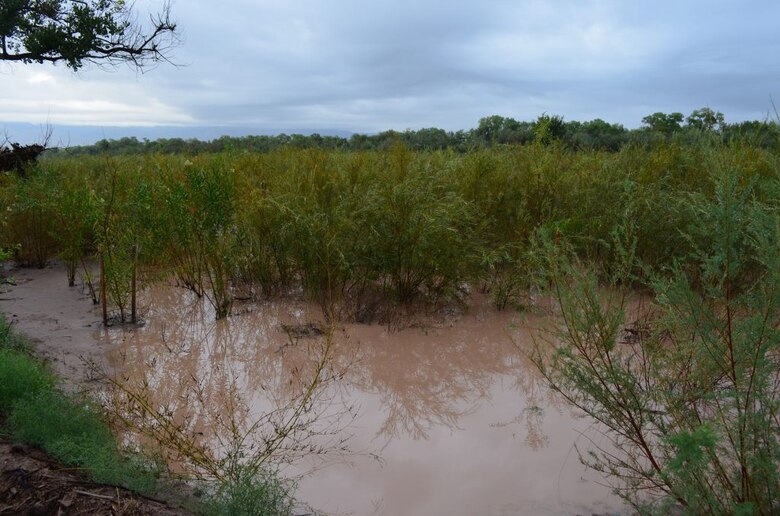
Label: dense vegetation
xmin=3 ymin=128 xmax=780 ymax=513
xmin=5 ymin=139 xmax=780 ymax=322
xmin=44 ymin=108 xmax=780 ymax=156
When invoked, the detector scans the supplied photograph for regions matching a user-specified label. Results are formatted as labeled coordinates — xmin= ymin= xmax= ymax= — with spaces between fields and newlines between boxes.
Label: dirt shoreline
xmin=0 ymin=263 xmax=194 ymax=515
xmin=0 ymin=436 xmax=189 ymax=515
xmin=0 ymin=263 xmax=110 ymax=391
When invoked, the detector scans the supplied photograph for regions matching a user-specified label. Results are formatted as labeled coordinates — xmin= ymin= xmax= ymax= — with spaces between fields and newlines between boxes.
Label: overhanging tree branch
xmin=0 ymin=0 xmax=178 ymax=70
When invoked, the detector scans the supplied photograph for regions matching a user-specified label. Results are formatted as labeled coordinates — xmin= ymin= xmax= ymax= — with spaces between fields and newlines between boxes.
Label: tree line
xmin=44 ymin=108 xmax=780 ymax=157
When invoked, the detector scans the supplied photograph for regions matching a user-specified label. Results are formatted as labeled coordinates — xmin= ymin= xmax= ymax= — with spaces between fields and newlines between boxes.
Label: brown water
xmin=1 ymin=265 xmax=627 ymax=515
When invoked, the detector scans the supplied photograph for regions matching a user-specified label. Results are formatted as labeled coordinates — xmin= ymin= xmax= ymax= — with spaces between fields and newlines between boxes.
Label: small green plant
xmin=0 ymin=348 xmax=54 ymax=412
xmin=198 ymin=465 xmax=296 ymax=516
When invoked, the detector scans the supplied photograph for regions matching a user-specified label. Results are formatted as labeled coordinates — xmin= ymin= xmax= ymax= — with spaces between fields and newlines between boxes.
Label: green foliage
xmin=686 ymin=107 xmax=725 ymax=132
xmin=533 ymin=165 xmax=780 ymax=513
xmin=533 ymin=113 xmax=566 ymax=145
xmin=197 ymin=466 xmax=296 ymax=516
xmin=2 ymin=166 xmax=59 ymax=267
xmin=361 ymin=147 xmax=477 ymax=304
xmin=46 ymin=162 xmax=101 ymax=286
xmin=642 ymin=112 xmax=685 ymax=134
xmin=8 ymin=385 xmax=160 ymax=492
xmin=0 ymin=348 xmax=54 ymax=412
xmin=46 ymin=111 xmax=780 ymax=157
xmin=4 ymin=142 xmax=780 ymax=325
xmin=0 ymin=0 xmax=176 ymax=69
xmin=153 ymin=157 xmax=239 ymax=318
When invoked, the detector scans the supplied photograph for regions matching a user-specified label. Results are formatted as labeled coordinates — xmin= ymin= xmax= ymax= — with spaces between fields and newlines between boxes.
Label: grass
xmin=0 ymin=348 xmax=54 ymax=412
xmin=0 ymin=315 xmax=162 ymax=493
xmin=0 ymin=313 xmax=298 ymax=514
xmin=7 ymin=389 xmax=161 ymax=492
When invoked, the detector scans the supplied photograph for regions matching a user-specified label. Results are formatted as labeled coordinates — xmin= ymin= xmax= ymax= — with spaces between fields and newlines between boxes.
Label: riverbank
xmin=0 ymin=436 xmax=188 ymax=515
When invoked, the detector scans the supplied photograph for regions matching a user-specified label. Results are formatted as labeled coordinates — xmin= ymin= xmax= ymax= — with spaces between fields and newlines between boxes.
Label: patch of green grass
xmin=8 ymin=389 xmax=161 ymax=492
xmin=0 ymin=315 xmax=161 ymax=494
xmin=0 ymin=348 xmax=54 ymax=412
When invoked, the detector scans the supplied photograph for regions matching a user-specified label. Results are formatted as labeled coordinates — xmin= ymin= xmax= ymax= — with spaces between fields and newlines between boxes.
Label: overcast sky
xmin=2 ymin=0 xmax=779 ymax=139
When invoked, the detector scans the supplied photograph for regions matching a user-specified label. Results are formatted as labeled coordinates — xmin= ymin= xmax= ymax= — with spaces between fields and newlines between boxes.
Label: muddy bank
xmin=0 ymin=264 xmax=107 ymax=388
xmin=0 ymin=437 xmax=188 ymax=516
xmin=0 ymin=262 xmax=628 ymax=515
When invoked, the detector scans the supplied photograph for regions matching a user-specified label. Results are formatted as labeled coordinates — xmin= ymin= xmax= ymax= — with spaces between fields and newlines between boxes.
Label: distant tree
xmin=722 ymin=120 xmax=780 ymax=149
xmin=405 ymin=127 xmax=451 ymax=151
xmin=475 ymin=115 xmax=528 ymax=145
xmin=686 ymin=107 xmax=725 ymax=132
xmin=641 ymin=112 xmax=685 ymax=134
xmin=568 ymin=118 xmax=628 ymax=151
xmin=533 ymin=113 xmax=566 ymax=145
xmin=0 ymin=0 xmax=177 ymax=70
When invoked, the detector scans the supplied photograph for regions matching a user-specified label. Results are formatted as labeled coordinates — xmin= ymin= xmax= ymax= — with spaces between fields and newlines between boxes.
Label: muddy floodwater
xmin=1 ymin=264 xmax=627 ymax=515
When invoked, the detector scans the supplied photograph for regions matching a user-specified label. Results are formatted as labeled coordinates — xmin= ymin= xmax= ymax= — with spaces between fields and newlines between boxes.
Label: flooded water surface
xmin=99 ymin=285 xmax=625 ymax=515
xmin=2 ymin=266 xmax=626 ymax=515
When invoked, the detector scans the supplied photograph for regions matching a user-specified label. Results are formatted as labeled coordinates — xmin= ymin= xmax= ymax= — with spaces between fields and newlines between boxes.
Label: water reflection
xmin=100 ymin=285 xmax=352 ymax=469
xmin=341 ymin=315 xmax=535 ymax=441
xmin=103 ymin=286 xmax=560 ymax=444
xmin=97 ymin=283 xmax=620 ymax=515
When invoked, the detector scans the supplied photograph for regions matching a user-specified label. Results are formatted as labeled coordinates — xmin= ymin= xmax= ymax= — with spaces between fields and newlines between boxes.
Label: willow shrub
xmin=151 ymin=157 xmax=240 ymax=318
xmin=264 ymin=149 xmax=371 ymax=319
xmin=7 ymin=143 xmax=779 ymax=323
xmin=533 ymin=167 xmax=780 ymax=514
xmin=2 ymin=167 xmax=59 ymax=267
xmin=93 ymin=160 xmax=157 ymax=323
xmin=46 ymin=162 xmax=101 ymax=287
xmin=360 ymin=147 xmax=478 ymax=305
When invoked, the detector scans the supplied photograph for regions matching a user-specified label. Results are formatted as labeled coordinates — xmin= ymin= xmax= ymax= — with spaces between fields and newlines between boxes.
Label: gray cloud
xmin=3 ymin=0 xmax=779 ymax=137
